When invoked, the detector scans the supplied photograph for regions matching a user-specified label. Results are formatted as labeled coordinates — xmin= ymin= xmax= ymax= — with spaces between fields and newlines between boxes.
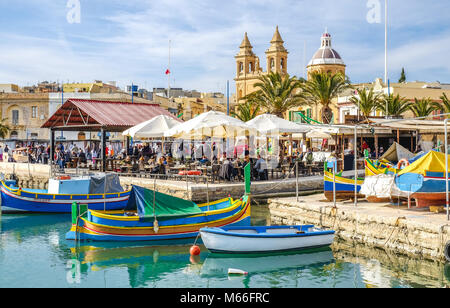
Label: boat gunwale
xmin=200 ymin=226 xmax=335 ymax=239
xmin=74 ymin=198 xmax=251 ymax=232
xmin=0 ymin=180 xmax=132 ymax=198
xmin=87 ymin=195 xmax=247 ymax=222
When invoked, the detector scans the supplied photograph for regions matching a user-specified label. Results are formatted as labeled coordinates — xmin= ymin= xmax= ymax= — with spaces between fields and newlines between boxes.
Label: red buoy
xmin=190 ymin=245 xmax=201 ymax=256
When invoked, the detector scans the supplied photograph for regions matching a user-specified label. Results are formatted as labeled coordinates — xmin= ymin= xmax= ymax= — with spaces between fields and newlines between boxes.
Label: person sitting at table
xmin=199 ymin=155 xmax=209 ymax=164
xmin=254 ymin=154 xmax=268 ymax=181
xmin=78 ymin=150 xmax=87 ymax=164
xmin=219 ymin=152 xmax=227 ymax=163
xmin=219 ymin=158 xmax=233 ymax=181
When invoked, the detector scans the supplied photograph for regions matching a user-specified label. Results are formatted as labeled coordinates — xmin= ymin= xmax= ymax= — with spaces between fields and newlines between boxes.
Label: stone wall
xmin=268 ymin=196 xmax=450 ymax=262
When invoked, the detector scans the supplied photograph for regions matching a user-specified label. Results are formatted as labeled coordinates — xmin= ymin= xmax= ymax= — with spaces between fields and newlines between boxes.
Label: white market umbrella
xmin=306 ymin=129 xmax=333 ymax=139
xmin=246 ymin=114 xmax=311 ymax=135
xmin=123 ymin=115 xmax=182 ymax=138
xmin=164 ymin=111 xmax=256 ymax=139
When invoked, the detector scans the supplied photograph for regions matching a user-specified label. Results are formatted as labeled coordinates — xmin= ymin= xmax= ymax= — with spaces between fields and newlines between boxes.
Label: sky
xmin=0 ymin=0 xmax=449 ymax=94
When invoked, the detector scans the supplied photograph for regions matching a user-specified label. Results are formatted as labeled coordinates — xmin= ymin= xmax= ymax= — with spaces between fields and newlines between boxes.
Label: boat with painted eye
xmin=0 ymin=174 xmax=130 ymax=213
xmin=65 ymin=186 xmax=251 ymax=243
xmin=199 ymin=225 xmax=335 ymax=254
xmin=65 ymin=164 xmax=253 ymax=243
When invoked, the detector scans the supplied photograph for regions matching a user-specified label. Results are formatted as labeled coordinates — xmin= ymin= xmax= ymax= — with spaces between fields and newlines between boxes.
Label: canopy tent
xmin=122 ymin=115 xmax=182 ymax=139
xmin=164 ymin=111 xmax=256 ymax=139
xmin=246 ymin=114 xmax=311 ymax=135
xmin=124 ymin=186 xmax=203 ymax=221
xmin=380 ymin=142 xmax=414 ymax=163
xmin=370 ymin=118 xmax=447 ymax=133
xmin=398 ymin=150 xmax=450 ymax=176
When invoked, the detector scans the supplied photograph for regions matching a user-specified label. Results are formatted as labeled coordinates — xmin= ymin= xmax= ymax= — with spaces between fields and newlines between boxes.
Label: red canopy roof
xmin=42 ymin=99 xmax=180 ymax=132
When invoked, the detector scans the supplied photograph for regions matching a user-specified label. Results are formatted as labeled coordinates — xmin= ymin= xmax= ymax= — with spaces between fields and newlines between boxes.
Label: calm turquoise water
xmin=0 ymin=208 xmax=449 ymax=288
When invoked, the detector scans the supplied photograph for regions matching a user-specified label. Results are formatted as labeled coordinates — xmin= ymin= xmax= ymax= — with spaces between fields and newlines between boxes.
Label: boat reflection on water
xmin=200 ymin=247 xmax=335 ymax=278
xmin=68 ymin=242 xmax=205 ymax=288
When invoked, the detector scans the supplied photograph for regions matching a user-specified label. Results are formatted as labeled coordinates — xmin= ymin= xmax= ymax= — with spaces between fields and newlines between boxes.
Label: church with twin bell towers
xmin=235 ymin=27 xmax=346 ymax=120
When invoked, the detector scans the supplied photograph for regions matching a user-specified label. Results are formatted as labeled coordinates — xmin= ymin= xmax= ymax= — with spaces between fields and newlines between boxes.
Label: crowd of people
xmin=0 ymin=138 xmax=380 ymax=182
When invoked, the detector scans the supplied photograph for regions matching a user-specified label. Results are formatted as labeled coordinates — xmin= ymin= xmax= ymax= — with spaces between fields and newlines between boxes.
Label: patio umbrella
xmin=246 ymin=114 xmax=312 ymax=135
xmin=164 ymin=111 xmax=256 ymax=139
xmin=122 ymin=115 xmax=182 ymax=138
xmin=306 ymin=129 xmax=333 ymax=139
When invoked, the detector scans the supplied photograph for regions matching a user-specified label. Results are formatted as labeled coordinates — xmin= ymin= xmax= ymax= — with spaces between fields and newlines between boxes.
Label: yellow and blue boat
xmin=324 ymin=171 xmax=364 ymax=201
xmin=0 ymin=175 xmax=131 ymax=213
xmin=364 ymin=159 xmax=398 ymax=176
xmin=66 ymin=164 xmax=252 ymax=243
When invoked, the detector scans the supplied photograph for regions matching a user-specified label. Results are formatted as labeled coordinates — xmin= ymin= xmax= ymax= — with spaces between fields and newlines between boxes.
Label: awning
xmin=42 ymin=99 xmax=179 ymax=132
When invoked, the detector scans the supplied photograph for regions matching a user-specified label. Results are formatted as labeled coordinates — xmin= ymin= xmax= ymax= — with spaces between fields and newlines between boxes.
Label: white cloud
xmin=0 ymin=0 xmax=449 ymax=92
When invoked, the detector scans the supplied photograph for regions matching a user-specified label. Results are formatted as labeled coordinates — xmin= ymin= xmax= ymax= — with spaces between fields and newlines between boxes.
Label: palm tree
xmin=0 ymin=118 xmax=10 ymax=139
xmin=302 ymin=71 xmax=350 ymax=124
xmin=349 ymin=88 xmax=381 ymax=122
xmin=232 ymin=95 xmax=260 ymax=122
xmin=245 ymin=72 xmax=304 ymax=118
xmin=376 ymin=94 xmax=412 ymax=118
xmin=433 ymin=93 xmax=450 ymax=117
xmin=409 ymin=98 xmax=438 ymax=119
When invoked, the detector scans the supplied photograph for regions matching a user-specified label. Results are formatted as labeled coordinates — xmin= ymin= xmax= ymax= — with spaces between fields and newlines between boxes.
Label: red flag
xmin=165 ymin=69 xmax=171 ymax=75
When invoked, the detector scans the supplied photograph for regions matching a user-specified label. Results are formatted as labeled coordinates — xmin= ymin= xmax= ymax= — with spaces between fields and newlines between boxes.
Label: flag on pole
xmin=165 ymin=69 xmax=171 ymax=75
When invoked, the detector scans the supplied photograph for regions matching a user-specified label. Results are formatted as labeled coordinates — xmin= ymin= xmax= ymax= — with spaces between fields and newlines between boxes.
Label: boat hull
xmin=1 ymin=183 xmax=131 ymax=213
xmin=396 ymin=173 xmax=450 ymax=208
xmin=66 ymin=196 xmax=251 ymax=242
xmin=200 ymin=226 xmax=335 ymax=254
xmin=324 ymin=171 xmax=364 ymax=201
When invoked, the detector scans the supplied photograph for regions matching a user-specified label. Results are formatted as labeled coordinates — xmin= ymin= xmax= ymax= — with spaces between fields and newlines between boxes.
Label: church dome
xmin=308 ymin=30 xmax=345 ymax=66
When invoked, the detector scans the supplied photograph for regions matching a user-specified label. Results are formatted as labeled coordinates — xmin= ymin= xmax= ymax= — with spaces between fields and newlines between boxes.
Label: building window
xmin=270 ymin=58 xmax=275 ymax=71
xmin=281 ymin=58 xmax=285 ymax=70
xmin=10 ymin=131 xmax=18 ymax=139
xmin=12 ymin=110 xmax=19 ymax=125
xmin=31 ymin=106 xmax=38 ymax=118
xmin=30 ymin=133 xmax=38 ymax=140
xmin=239 ymin=62 xmax=244 ymax=73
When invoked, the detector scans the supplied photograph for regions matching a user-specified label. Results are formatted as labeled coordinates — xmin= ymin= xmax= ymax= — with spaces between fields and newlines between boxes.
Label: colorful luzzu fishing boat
xmin=395 ymin=150 xmax=450 ymax=208
xmin=0 ymin=174 xmax=131 ymax=213
xmin=324 ymin=171 xmax=364 ymax=201
xmin=364 ymin=159 xmax=398 ymax=176
xmin=66 ymin=187 xmax=251 ymax=243
xmin=66 ymin=165 xmax=252 ymax=243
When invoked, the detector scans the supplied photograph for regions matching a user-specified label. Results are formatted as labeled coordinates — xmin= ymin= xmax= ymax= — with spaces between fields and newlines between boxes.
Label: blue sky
xmin=0 ymin=0 xmax=449 ymax=93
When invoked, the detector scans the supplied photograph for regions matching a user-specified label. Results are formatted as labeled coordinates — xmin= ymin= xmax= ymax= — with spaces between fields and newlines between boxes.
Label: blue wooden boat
xmin=199 ymin=225 xmax=335 ymax=254
xmin=0 ymin=174 xmax=131 ymax=213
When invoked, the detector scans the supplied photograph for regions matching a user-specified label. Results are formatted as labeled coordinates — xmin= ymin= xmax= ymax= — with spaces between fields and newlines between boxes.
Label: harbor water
xmin=0 ymin=204 xmax=449 ymax=288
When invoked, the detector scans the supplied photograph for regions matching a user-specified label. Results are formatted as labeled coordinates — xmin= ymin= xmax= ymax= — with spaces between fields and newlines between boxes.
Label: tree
xmin=409 ymin=98 xmax=438 ymax=119
xmin=398 ymin=67 xmax=406 ymax=83
xmin=349 ymin=88 xmax=381 ymax=122
xmin=0 ymin=118 xmax=10 ymax=139
xmin=302 ymin=71 xmax=350 ymax=124
xmin=433 ymin=93 xmax=450 ymax=117
xmin=232 ymin=95 xmax=260 ymax=122
xmin=376 ymin=94 xmax=412 ymax=118
xmin=246 ymin=72 xmax=305 ymax=118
